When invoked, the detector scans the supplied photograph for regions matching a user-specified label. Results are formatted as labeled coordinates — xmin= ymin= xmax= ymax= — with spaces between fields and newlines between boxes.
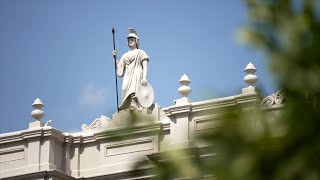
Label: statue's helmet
xmin=127 ymin=28 xmax=139 ymax=48
xmin=127 ymin=28 xmax=139 ymax=40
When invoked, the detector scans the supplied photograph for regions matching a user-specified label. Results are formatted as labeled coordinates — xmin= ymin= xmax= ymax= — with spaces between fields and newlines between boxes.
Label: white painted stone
xmin=0 ymin=59 xmax=285 ymax=180
xmin=113 ymin=28 xmax=151 ymax=111
xmin=0 ymin=90 xmax=270 ymax=179
xmin=31 ymin=98 xmax=45 ymax=123
xmin=175 ymin=74 xmax=192 ymax=105
xmin=82 ymin=115 xmax=111 ymax=132
xmin=29 ymin=121 xmax=45 ymax=128
xmin=242 ymin=62 xmax=258 ymax=93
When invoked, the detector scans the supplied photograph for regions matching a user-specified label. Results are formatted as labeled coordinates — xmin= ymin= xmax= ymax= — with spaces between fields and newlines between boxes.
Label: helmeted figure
xmin=113 ymin=28 xmax=149 ymax=110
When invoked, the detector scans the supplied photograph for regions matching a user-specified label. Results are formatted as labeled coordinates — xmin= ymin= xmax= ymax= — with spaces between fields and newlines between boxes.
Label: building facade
xmin=0 ymin=63 xmax=284 ymax=179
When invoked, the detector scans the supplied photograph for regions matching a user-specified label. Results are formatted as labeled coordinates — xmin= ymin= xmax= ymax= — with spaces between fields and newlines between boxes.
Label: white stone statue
xmin=113 ymin=28 xmax=150 ymax=110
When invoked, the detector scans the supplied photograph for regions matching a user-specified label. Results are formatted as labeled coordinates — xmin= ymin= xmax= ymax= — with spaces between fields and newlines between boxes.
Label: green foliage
xmin=131 ymin=1 xmax=320 ymax=179
xmin=208 ymin=0 xmax=320 ymax=179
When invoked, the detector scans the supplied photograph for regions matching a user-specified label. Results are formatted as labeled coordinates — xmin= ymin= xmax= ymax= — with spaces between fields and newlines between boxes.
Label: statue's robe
xmin=117 ymin=49 xmax=149 ymax=110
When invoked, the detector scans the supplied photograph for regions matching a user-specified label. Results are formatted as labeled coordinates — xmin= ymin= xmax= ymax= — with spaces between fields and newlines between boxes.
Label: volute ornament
xmin=261 ymin=90 xmax=285 ymax=106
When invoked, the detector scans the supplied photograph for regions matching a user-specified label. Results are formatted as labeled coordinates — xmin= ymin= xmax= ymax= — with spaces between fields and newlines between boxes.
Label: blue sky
xmin=0 ymin=1 xmax=277 ymax=133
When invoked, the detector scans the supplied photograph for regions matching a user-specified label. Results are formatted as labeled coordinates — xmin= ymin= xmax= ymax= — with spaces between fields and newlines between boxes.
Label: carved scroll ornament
xmin=261 ymin=90 xmax=285 ymax=107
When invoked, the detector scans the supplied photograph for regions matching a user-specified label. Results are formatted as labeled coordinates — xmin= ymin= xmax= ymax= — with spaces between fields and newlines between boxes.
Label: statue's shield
xmin=137 ymin=83 xmax=154 ymax=108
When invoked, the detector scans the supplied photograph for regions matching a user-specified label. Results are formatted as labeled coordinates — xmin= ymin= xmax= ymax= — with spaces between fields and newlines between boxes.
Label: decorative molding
xmin=105 ymin=138 xmax=154 ymax=157
xmin=163 ymin=104 xmax=192 ymax=116
xmin=21 ymin=128 xmax=43 ymax=140
xmin=261 ymin=90 xmax=285 ymax=107
xmin=63 ymin=133 xmax=73 ymax=143
xmin=162 ymin=122 xmax=170 ymax=131
xmin=164 ymin=93 xmax=259 ymax=116
xmin=95 ymin=122 xmax=162 ymax=140
xmin=42 ymin=127 xmax=65 ymax=142
xmin=191 ymin=96 xmax=237 ymax=112
xmin=72 ymin=135 xmax=83 ymax=144
xmin=0 ymin=146 xmax=25 ymax=163
xmin=81 ymin=133 xmax=96 ymax=143
xmin=0 ymin=127 xmax=66 ymax=145
xmin=235 ymin=92 xmax=259 ymax=105
xmin=0 ymin=170 xmax=75 ymax=180
xmin=82 ymin=116 xmax=111 ymax=132
xmin=0 ymin=132 xmax=23 ymax=144
xmin=194 ymin=117 xmax=223 ymax=132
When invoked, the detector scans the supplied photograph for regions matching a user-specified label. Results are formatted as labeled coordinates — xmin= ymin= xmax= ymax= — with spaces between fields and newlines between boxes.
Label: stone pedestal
xmin=242 ymin=86 xmax=259 ymax=94
xmin=29 ymin=121 xmax=45 ymax=128
xmin=111 ymin=103 xmax=163 ymax=126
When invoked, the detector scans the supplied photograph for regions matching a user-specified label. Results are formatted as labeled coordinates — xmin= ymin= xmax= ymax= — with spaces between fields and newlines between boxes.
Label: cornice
xmin=0 ymin=126 xmax=66 ymax=144
xmin=63 ymin=133 xmax=74 ymax=144
xmin=162 ymin=122 xmax=170 ymax=131
xmin=21 ymin=128 xmax=43 ymax=140
xmin=42 ymin=127 xmax=65 ymax=142
xmin=1 ymin=170 xmax=75 ymax=180
xmin=81 ymin=132 xmax=96 ymax=144
xmin=191 ymin=96 xmax=237 ymax=112
xmin=163 ymin=104 xmax=192 ymax=116
xmin=72 ymin=134 xmax=83 ymax=144
xmin=163 ymin=94 xmax=255 ymax=117
xmin=234 ymin=92 xmax=260 ymax=104
xmin=0 ymin=131 xmax=23 ymax=144
xmin=60 ymin=122 xmax=163 ymax=144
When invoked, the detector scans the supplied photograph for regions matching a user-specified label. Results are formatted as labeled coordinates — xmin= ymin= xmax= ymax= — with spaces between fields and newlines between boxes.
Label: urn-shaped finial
xmin=178 ymin=74 xmax=191 ymax=97
xmin=244 ymin=62 xmax=257 ymax=87
xmin=31 ymin=98 xmax=45 ymax=121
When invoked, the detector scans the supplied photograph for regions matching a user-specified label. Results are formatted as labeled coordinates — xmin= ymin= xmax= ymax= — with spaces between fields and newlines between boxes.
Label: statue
xmin=112 ymin=28 xmax=153 ymax=111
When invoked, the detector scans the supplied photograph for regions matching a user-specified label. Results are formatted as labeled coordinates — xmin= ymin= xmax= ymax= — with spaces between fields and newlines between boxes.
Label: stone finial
xmin=178 ymin=74 xmax=191 ymax=97
xmin=31 ymin=98 xmax=45 ymax=121
xmin=242 ymin=62 xmax=258 ymax=94
xmin=244 ymin=62 xmax=257 ymax=86
xmin=175 ymin=74 xmax=192 ymax=104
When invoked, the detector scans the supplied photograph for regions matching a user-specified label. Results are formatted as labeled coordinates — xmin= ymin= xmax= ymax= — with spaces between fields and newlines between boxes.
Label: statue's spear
xmin=112 ymin=28 xmax=119 ymax=113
